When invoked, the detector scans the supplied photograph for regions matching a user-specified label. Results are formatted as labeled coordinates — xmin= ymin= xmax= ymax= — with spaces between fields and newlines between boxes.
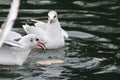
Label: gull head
xmin=48 ymin=10 xmax=58 ymax=24
xmin=19 ymin=34 xmax=46 ymax=49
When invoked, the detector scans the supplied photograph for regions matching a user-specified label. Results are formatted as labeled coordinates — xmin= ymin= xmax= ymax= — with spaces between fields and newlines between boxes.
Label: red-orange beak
xmin=50 ymin=19 xmax=53 ymax=24
xmin=37 ymin=42 xmax=46 ymax=50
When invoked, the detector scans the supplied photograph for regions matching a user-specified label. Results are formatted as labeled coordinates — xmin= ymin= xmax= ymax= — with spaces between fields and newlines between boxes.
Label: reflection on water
xmin=0 ymin=0 xmax=120 ymax=80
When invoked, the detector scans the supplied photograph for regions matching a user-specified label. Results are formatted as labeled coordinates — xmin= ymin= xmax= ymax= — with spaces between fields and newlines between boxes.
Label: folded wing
xmin=0 ymin=29 xmax=22 ymax=41
xmin=23 ymin=24 xmax=49 ymax=43
xmin=4 ymin=40 xmax=23 ymax=48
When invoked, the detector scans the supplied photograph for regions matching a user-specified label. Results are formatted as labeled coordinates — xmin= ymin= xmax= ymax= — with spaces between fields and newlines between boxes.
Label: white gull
xmin=23 ymin=11 xmax=68 ymax=49
xmin=0 ymin=34 xmax=45 ymax=65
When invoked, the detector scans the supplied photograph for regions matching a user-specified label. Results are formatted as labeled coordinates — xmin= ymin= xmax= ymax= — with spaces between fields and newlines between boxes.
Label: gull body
xmin=0 ymin=34 xmax=45 ymax=65
xmin=23 ymin=11 xmax=68 ymax=49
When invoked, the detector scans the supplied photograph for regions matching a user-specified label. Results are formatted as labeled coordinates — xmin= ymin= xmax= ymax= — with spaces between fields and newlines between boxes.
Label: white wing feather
xmin=23 ymin=24 xmax=48 ymax=43
xmin=31 ymin=19 xmax=68 ymax=39
xmin=0 ymin=29 xmax=22 ymax=40
xmin=4 ymin=40 xmax=23 ymax=48
xmin=61 ymin=29 xmax=69 ymax=39
xmin=34 ymin=21 xmax=51 ymax=30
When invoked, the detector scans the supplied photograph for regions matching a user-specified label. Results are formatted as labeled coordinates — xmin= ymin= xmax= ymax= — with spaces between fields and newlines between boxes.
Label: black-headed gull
xmin=0 ymin=34 xmax=45 ymax=65
xmin=23 ymin=11 xmax=68 ymax=49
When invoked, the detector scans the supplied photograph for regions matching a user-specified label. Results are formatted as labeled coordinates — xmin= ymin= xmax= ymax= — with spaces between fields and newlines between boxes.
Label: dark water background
xmin=0 ymin=0 xmax=120 ymax=80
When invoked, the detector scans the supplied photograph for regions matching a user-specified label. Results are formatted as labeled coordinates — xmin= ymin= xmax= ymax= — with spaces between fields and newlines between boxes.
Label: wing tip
xmin=22 ymin=24 xmax=30 ymax=33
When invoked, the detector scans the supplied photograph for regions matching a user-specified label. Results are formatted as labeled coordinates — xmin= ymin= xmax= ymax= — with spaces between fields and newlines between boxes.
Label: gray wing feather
xmin=3 ymin=40 xmax=23 ymax=48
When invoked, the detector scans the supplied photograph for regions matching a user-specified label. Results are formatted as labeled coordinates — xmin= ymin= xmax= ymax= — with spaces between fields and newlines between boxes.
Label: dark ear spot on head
xmin=30 ymin=39 xmax=33 ymax=42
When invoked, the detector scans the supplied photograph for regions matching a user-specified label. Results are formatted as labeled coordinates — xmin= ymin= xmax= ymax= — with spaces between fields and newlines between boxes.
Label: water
xmin=0 ymin=0 xmax=120 ymax=80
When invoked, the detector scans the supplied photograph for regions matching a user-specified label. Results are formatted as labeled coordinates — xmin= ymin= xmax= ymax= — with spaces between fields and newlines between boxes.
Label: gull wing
xmin=0 ymin=29 xmax=22 ymax=41
xmin=61 ymin=28 xmax=69 ymax=39
xmin=23 ymin=24 xmax=49 ymax=43
xmin=7 ymin=31 xmax=22 ymax=40
xmin=31 ymin=19 xmax=68 ymax=39
xmin=34 ymin=21 xmax=51 ymax=30
xmin=30 ymin=19 xmax=50 ymax=30
xmin=3 ymin=40 xmax=23 ymax=48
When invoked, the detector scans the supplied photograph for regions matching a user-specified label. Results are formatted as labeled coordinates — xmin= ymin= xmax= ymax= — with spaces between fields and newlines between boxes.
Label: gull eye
xmin=36 ymin=38 xmax=39 ymax=41
xmin=54 ymin=15 xmax=56 ymax=18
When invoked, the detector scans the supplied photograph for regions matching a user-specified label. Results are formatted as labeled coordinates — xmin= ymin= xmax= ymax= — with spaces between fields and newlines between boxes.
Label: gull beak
xmin=50 ymin=19 xmax=53 ymax=24
xmin=37 ymin=42 xmax=46 ymax=50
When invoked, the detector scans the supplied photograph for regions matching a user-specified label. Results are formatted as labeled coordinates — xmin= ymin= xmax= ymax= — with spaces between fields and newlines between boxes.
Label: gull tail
xmin=61 ymin=29 xmax=69 ymax=40
xmin=22 ymin=24 xmax=31 ymax=33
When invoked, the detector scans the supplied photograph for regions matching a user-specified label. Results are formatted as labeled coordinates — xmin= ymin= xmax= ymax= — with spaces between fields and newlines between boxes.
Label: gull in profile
xmin=23 ymin=11 xmax=69 ymax=49
xmin=0 ymin=0 xmax=45 ymax=66
xmin=0 ymin=34 xmax=45 ymax=65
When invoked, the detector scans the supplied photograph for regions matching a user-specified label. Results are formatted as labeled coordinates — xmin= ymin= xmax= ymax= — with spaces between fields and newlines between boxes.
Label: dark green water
xmin=0 ymin=0 xmax=120 ymax=80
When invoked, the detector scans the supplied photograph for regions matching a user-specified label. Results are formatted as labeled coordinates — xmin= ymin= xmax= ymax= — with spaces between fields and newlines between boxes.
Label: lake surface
xmin=0 ymin=0 xmax=120 ymax=80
